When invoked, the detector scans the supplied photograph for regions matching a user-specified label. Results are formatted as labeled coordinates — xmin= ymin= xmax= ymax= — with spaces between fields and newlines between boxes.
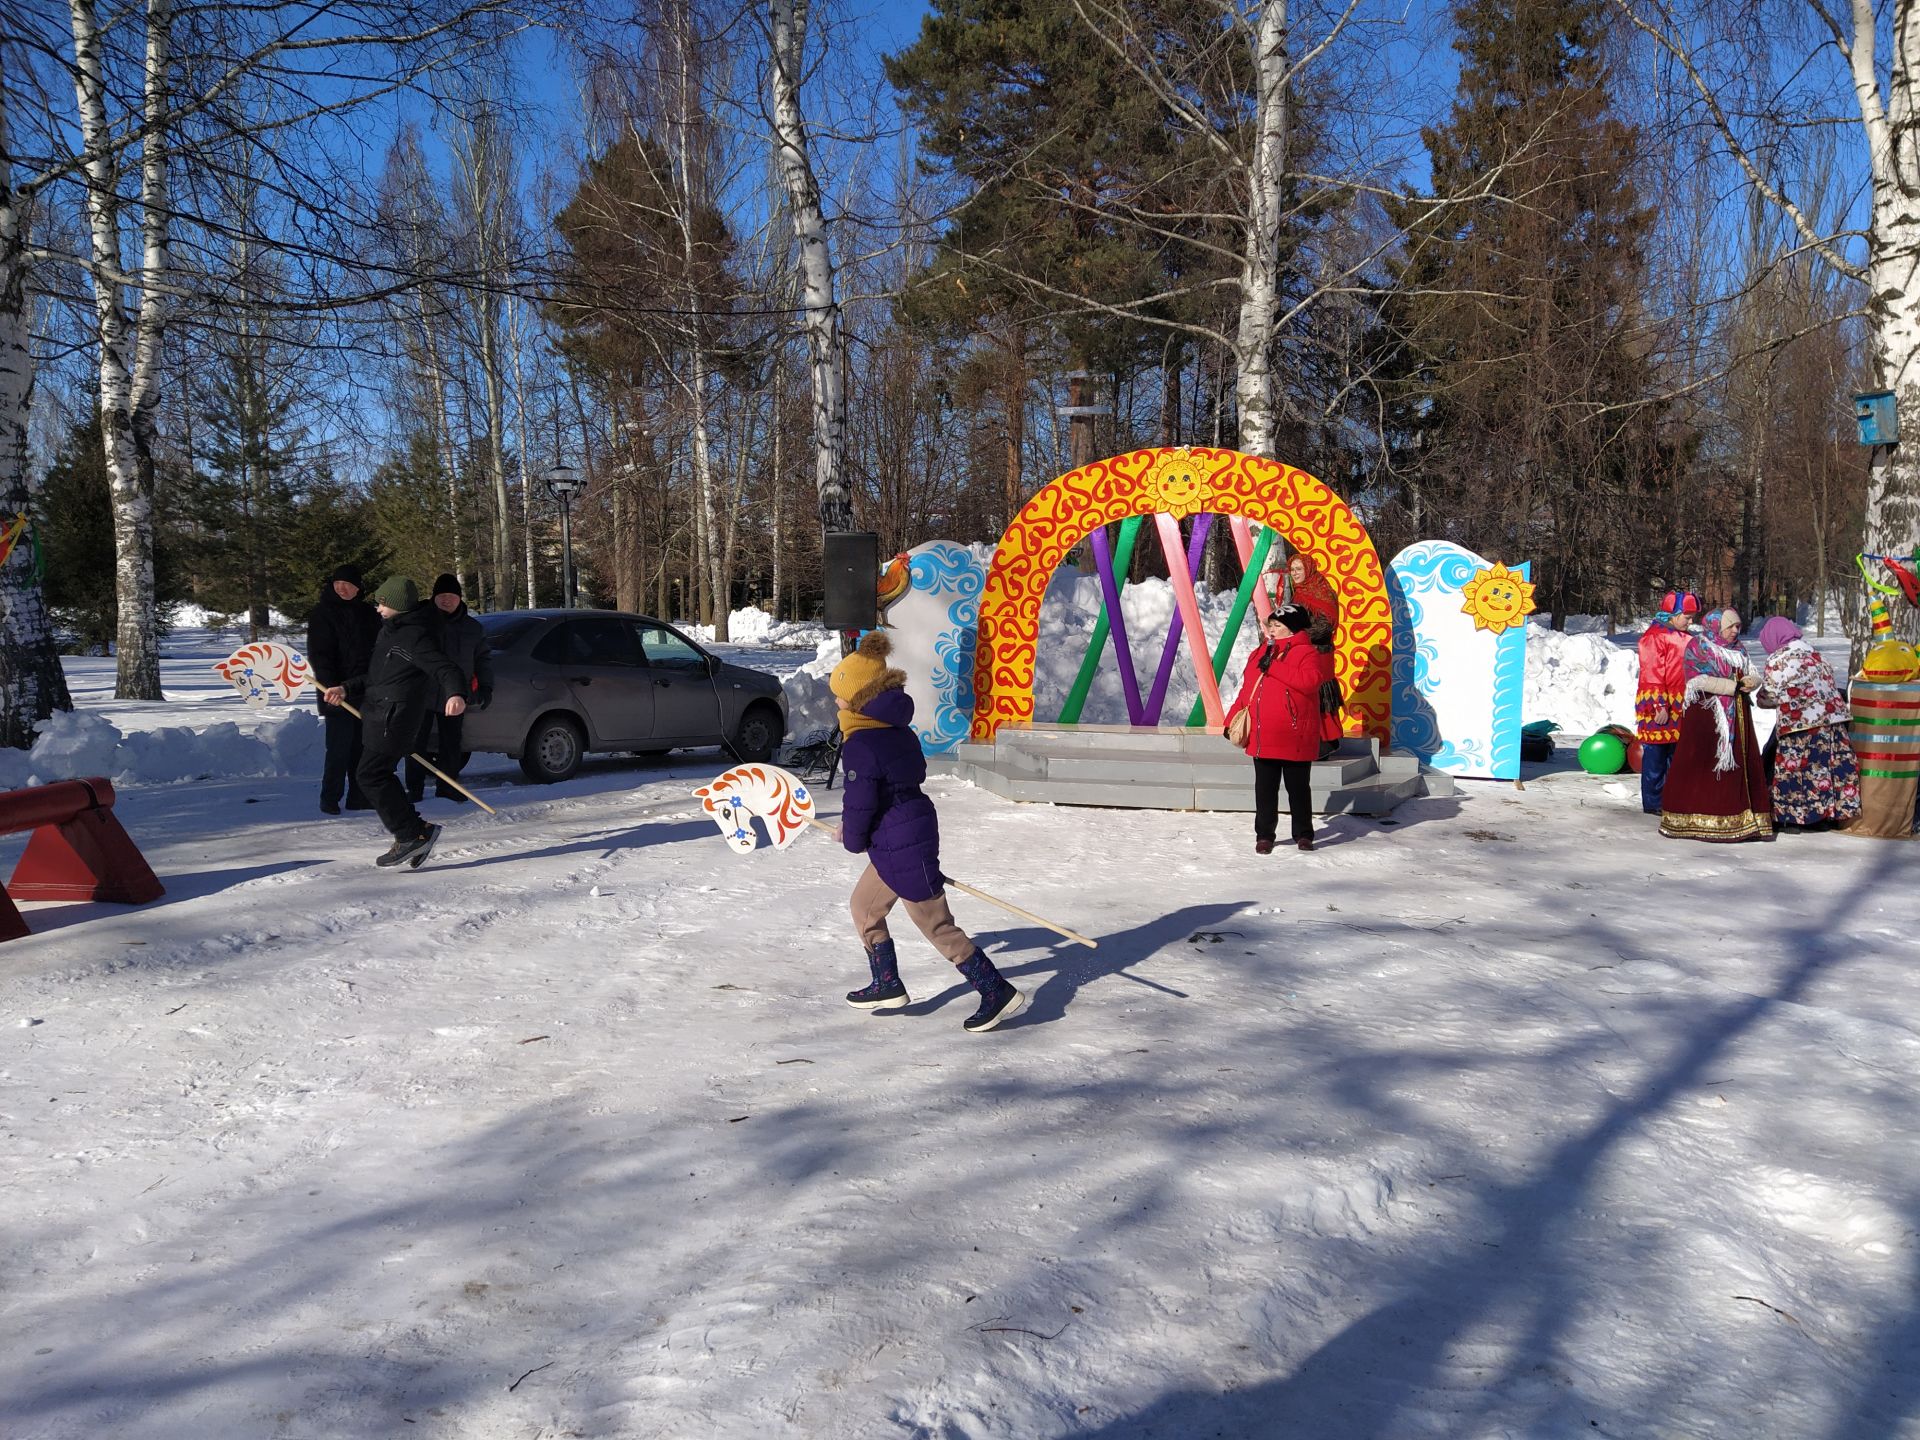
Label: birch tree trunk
xmin=0 ymin=75 xmax=75 ymax=746
xmin=767 ymin=0 xmax=850 ymax=532
xmin=455 ymin=108 xmax=516 ymax=609
xmin=668 ymin=16 xmax=728 ymax=639
xmin=508 ymin=297 xmax=538 ymax=608
xmin=70 ymin=0 xmax=168 ymax=699
xmin=770 ymin=356 xmax=784 ymax=618
xmin=1233 ymin=0 xmax=1289 ymax=461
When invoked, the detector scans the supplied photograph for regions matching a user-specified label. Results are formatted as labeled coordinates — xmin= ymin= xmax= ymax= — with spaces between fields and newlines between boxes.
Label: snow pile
xmin=170 ymin=603 xmax=298 ymax=633
xmin=777 ymin=636 xmax=847 ymax=741
xmin=695 ymin=607 xmax=830 ymax=649
xmin=1524 ymin=623 xmax=1639 ymax=736
xmin=0 ymin=706 xmax=323 ymax=790
xmin=1033 ymin=570 xmax=1261 ymax=724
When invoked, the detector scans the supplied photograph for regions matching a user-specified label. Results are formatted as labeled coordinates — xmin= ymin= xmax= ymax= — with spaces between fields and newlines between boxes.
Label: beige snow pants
xmin=850 ymin=863 xmax=975 ymax=965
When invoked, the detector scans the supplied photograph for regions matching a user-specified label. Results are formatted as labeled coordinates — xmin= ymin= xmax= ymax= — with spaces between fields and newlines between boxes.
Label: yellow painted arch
xmin=969 ymin=446 xmax=1393 ymax=742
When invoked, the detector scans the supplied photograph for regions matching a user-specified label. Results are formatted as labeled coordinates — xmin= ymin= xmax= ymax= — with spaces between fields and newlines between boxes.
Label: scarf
xmin=1681 ymin=635 xmax=1739 ymax=772
xmin=1289 ymin=555 xmax=1338 ymax=615
xmin=837 ymin=708 xmax=892 ymax=739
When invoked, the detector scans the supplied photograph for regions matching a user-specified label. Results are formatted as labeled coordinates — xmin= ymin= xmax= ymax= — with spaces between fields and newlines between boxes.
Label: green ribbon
xmin=1058 ymin=516 xmax=1145 ymax=724
xmin=1187 ymin=523 xmax=1275 ymax=727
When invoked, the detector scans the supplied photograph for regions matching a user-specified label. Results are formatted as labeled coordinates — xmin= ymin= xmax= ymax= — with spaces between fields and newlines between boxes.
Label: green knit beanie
xmin=373 ymin=576 xmax=419 ymax=611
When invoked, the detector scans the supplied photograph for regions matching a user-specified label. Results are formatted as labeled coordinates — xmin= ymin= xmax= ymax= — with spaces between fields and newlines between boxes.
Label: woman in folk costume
xmin=1269 ymin=551 xmax=1344 ymax=757
xmin=1635 ymin=591 xmax=1699 ymax=814
xmin=1659 ymin=624 xmax=1774 ymax=842
xmin=1753 ymin=617 xmax=1861 ymax=829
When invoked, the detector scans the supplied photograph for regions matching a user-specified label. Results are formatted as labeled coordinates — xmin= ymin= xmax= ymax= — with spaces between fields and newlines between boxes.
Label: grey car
xmin=461 ymin=610 xmax=788 ymax=783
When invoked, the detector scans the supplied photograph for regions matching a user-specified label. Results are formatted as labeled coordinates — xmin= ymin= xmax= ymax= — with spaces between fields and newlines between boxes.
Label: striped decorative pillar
xmin=1846 ymin=681 xmax=1920 ymax=838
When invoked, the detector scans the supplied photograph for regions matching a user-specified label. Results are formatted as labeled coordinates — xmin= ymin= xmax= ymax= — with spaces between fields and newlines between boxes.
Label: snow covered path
xmin=2 ymin=758 xmax=1918 ymax=1438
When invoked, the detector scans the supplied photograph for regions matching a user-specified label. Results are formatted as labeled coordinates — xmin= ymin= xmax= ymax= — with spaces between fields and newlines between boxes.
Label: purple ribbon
xmin=1143 ymin=514 xmax=1213 ymax=724
xmin=1090 ymin=524 xmax=1145 ymax=724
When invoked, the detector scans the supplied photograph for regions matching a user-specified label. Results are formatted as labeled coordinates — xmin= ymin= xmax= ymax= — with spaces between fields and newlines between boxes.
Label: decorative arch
xmin=969 ymin=446 xmax=1393 ymax=742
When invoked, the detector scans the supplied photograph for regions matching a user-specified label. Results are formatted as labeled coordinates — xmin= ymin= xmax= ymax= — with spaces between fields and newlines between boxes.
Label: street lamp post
xmin=544 ymin=463 xmax=583 ymax=608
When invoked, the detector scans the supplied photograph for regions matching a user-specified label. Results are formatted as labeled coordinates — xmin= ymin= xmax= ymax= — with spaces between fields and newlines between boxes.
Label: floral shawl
xmin=1682 ymin=634 xmax=1741 ymax=772
xmin=1759 ymin=639 xmax=1850 ymax=734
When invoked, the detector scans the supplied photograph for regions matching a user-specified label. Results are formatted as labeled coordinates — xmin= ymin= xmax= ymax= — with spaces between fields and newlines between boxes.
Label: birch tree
xmin=12 ymin=0 xmax=521 ymax=698
xmin=0 ymin=61 xmax=73 ymax=746
xmin=451 ymin=99 xmax=520 ymax=607
xmin=764 ymin=0 xmax=850 ymax=530
xmin=1610 ymin=0 xmax=1920 ymax=636
xmin=66 ymin=0 xmax=171 ymax=698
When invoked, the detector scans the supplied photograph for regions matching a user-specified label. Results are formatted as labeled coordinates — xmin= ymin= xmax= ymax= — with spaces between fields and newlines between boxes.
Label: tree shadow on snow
xmin=1057 ymin=843 xmax=1919 ymax=1440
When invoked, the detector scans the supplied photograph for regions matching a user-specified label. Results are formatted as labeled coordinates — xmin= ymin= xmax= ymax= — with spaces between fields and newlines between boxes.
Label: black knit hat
xmin=432 ymin=573 xmax=462 ymax=598
xmin=330 ymin=564 xmax=365 ymax=588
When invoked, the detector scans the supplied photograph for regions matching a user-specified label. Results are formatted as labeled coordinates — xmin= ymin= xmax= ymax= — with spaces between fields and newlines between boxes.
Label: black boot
xmin=955 ymin=948 xmax=1025 ymax=1033
xmin=846 ymin=939 xmax=909 ymax=1011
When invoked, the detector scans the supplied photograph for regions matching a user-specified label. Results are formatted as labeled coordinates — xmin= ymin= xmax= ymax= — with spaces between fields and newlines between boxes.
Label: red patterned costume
xmin=1636 ymin=618 xmax=1692 ymax=745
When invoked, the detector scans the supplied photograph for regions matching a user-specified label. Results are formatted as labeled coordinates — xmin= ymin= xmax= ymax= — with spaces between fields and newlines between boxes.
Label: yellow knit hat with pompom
xmin=829 ymin=631 xmax=907 ymax=711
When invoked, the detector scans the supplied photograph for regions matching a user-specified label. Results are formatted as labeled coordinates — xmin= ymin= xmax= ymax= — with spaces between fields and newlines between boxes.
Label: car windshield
xmin=477 ymin=614 xmax=543 ymax=650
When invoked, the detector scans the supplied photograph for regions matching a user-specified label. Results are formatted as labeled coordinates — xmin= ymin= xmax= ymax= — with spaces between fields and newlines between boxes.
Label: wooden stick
xmin=325 ymin=693 xmax=498 ymax=816
xmin=802 ymin=818 xmax=1096 ymax=949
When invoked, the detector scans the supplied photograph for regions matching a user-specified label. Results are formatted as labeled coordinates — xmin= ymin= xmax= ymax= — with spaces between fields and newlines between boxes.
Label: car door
xmin=634 ymin=621 xmax=725 ymax=744
xmin=531 ymin=617 xmax=654 ymax=747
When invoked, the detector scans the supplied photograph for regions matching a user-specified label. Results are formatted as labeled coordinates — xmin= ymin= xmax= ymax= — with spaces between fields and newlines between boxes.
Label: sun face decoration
xmin=1461 ymin=563 xmax=1535 ymax=635
xmin=1144 ymin=448 xmax=1222 ymax=517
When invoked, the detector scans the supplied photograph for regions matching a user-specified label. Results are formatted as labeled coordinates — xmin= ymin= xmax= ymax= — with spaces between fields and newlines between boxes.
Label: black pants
xmin=356 ymin=747 xmax=424 ymax=840
xmin=1254 ymin=757 xmax=1314 ymax=843
xmin=321 ymin=705 xmax=367 ymax=807
xmin=405 ymin=712 xmax=466 ymax=798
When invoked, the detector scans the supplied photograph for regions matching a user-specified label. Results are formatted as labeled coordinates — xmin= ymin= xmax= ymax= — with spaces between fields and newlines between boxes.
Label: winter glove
xmin=473 ymin=689 xmax=492 ymax=711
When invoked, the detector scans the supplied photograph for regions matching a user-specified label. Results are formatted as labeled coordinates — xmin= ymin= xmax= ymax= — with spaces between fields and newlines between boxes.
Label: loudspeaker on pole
xmin=822 ymin=531 xmax=879 ymax=630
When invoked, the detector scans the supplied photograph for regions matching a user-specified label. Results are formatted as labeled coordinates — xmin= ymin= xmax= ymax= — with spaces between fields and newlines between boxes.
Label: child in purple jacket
xmin=829 ymin=632 xmax=1025 ymax=1033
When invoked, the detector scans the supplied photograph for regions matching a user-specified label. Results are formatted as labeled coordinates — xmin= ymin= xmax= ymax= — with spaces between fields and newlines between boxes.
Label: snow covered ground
xmin=1 ymin=617 xmax=1918 ymax=1439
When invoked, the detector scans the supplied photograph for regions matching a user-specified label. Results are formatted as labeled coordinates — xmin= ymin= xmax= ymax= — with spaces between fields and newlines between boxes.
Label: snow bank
xmin=694 ymin=607 xmax=830 ymax=649
xmin=1524 ymin=623 xmax=1639 ymax=736
xmin=0 ymin=707 xmax=323 ymax=791
xmin=170 ymin=603 xmax=298 ymax=633
xmin=779 ymin=637 xmax=848 ymax=741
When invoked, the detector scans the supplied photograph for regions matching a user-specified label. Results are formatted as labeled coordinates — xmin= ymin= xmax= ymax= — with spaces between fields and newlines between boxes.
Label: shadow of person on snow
xmin=891 ymin=900 xmax=1256 ymax=1029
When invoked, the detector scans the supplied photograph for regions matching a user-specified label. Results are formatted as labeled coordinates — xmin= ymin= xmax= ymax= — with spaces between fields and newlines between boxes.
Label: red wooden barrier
xmin=0 ymin=777 xmax=164 ymax=942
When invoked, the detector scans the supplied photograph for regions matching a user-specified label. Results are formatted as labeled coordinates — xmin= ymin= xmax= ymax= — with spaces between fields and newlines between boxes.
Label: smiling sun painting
xmin=1460 ymin=562 xmax=1536 ymax=634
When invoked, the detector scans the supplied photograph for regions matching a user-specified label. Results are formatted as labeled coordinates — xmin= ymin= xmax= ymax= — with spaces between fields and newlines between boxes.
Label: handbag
xmin=1226 ymin=708 xmax=1251 ymax=748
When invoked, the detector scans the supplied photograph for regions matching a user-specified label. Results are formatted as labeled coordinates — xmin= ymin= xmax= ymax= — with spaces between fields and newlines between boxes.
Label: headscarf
xmin=1714 ymin=608 xmax=1743 ymax=645
xmin=1288 ymin=553 xmax=1338 ymax=620
xmin=1758 ymin=617 xmax=1803 ymax=656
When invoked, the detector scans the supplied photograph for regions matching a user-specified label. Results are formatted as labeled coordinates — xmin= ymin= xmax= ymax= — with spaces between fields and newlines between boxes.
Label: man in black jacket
xmin=406 ymin=573 xmax=494 ymax=804
xmin=325 ymin=577 xmax=468 ymax=868
xmin=306 ymin=564 xmax=381 ymax=815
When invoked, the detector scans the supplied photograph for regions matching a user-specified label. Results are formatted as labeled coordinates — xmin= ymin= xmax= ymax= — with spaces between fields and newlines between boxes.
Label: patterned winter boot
xmin=845 ymin=939 xmax=910 ymax=1011
xmin=955 ymin=949 xmax=1026 ymax=1033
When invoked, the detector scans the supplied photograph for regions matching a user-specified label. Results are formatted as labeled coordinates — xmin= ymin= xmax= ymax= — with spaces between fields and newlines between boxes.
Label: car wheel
xmin=730 ymin=702 xmax=782 ymax=763
xmin=519 ymin=714 xmax=585 ymax=783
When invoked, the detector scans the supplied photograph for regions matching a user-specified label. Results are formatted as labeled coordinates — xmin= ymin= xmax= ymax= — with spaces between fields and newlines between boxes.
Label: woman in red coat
xmin=1224 ymin=605 xmax=1333 ymax=852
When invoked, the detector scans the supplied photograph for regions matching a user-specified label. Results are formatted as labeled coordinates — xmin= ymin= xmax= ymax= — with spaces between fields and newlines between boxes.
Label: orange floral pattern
xmin=971 ymin=447 xmax=1392 ymax=742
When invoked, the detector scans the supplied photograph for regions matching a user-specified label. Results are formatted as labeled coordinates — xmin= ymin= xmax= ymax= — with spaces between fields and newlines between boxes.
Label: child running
xmin=830 ymin=631 xmax=1025 ymax=1033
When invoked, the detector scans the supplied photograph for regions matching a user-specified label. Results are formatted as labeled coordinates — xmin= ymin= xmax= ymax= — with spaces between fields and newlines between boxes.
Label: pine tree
xmin=40 ymin=415 xmax=186 ymax=651
xmin=1383 ymin=0 xmax=1670 ymax=618
xmin=184 ymin=335 xmax=308 ymax=636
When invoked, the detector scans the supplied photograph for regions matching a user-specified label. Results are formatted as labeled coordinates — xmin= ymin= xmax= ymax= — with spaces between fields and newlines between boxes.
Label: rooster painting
xmin=875 ymin=551 xmax=913 ymax=623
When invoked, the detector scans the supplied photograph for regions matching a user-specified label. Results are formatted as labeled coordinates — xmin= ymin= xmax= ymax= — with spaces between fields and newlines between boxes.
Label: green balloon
xmin=1577 ymin=730 xmax=1627 ymax=775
